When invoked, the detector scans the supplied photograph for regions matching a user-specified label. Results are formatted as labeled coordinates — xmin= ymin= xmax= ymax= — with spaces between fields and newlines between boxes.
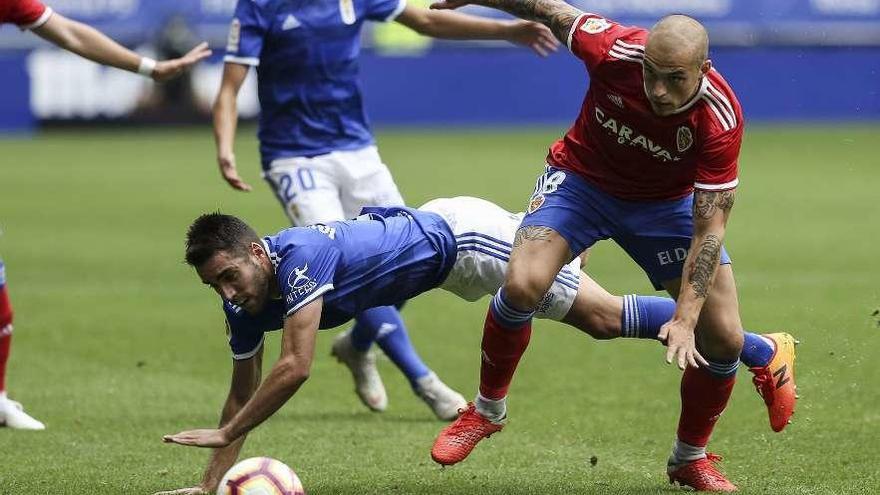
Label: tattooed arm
xmin=658 ymin=188 xmax=736 ymax=369
xmin=683 ymin=188 xmax=735 ymax=298
xmin=430 ymin=0 xmax=583 ymax=44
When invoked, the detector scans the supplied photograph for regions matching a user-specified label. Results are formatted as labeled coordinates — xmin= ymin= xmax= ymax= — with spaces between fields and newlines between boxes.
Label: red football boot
xmin=431 ymin=402 xmax=504 ymax=466
xmin=668 ymin=453 xmax=737 ymax=492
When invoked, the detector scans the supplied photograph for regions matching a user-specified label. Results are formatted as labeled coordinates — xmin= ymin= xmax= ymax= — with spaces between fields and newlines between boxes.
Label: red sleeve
xmin=567 ymin=14 xmax=645 ymax=72
xmin=694 ymin=124 xmax=743 ymax=191
xmin=695 ymin=74 xmax=745 ymax=191
xmin=6 ymin=0 xmax=51 ymax=29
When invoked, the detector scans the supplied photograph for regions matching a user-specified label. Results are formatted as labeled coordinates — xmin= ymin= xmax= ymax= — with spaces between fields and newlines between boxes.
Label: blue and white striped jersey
xmin=223 ymin=207 xmax=455 ymax=359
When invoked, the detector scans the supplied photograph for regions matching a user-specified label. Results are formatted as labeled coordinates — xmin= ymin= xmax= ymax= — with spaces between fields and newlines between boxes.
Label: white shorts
xmin=421 ymin=197 xmax=581 ymax=321
xmin=264 ymin=145 xmax=405 ymax=226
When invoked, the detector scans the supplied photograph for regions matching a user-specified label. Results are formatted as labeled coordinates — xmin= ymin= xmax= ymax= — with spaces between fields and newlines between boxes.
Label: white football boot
xmin=0 ymin=395 xmax=45 ymax=430
xmin=330 ymin=330 xmax=388 ymax=412
xmin=415 ymin=372 xmax=467 ymax=421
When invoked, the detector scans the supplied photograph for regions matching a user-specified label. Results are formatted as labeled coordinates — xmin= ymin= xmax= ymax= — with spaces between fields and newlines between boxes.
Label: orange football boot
xmin=749 ymin=332 xmax=798 ymax=432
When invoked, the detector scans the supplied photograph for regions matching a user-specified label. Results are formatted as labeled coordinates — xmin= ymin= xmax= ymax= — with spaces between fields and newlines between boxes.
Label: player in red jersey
xmin=429 ymin=3 xmax=790 ymax=491
xmin=0 ymin=258 xmax=45 ymax=429
xmin=0 ymin=0 xmax=210 ymax=430
xmin=0 ymin=0 xmax=210 ymax=81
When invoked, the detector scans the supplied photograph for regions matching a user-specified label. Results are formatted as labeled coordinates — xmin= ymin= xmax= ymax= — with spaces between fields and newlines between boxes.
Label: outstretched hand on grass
xmin=430 ymin=0 xmax=474 ymax=10
xmin=152 ymin=486 xmax=209 ymax=495
xmin=163 ymin=428 xmax=231 ymax=448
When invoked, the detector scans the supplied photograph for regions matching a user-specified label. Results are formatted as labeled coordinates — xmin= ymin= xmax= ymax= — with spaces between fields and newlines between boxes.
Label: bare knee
xmin=503 ymin=274 xmax=552 ymax=311
xmin=502 ymin=228 xmax=572 ymax=311
xmin=695 ymin=266 xmax=744 ymax=360
xmin=697 ymin=314 xmax=744 ymax=361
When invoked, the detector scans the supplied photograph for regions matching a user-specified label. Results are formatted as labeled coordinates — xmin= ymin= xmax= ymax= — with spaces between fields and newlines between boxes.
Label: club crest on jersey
xmin=595 ymin=106 xmax=681 ymax=163
xmin=581 ymin=17 xmax=611 ymax=34
xmin=226 ymin=18 xmax=241 ymax=53
xmin=676 ymin=126 xmax=694 ymax=152
xmin=607 ymin=93 xmax=625 ymax=109
xmin=527 ymin=194 xmax=545 ymax=214
xmin=339 ymin=0 xmax=356 ymax=25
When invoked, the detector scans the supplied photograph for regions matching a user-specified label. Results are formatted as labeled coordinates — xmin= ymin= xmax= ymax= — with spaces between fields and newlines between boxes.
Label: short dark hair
xmin=185 ymin=212 xmax=261 ymax=267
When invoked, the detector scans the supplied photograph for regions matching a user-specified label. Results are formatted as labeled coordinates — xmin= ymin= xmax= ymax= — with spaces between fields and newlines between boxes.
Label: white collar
xmin=261 ymin=238 xmax=278 ymax=272
xmin=667 ymin=76 xmax=709 ymax=115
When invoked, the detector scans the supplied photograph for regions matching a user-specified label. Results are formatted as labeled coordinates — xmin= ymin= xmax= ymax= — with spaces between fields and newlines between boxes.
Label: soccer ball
xmin=217 ymin=457 xmax=305 ymax=495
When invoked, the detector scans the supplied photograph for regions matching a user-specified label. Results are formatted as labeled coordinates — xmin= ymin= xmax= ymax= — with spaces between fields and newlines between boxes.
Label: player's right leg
xmin=432 ymin=226 xmax=571 ymax=466
xmin=0 ymin=259 xmax=45 ymax=430
xmin=432 ymin=168 xmax=608 ymax=466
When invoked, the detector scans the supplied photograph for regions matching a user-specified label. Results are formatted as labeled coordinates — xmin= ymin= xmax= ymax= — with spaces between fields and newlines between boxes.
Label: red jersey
xmin=1 ymin=0 xmax=51 ymax=29
xmin=548 ymin=14 xmax=744 ymax=201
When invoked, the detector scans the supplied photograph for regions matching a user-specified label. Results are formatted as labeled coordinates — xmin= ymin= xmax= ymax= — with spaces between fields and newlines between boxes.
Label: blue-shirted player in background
xmin=157 ymin=198 xmax=795 ymax=494
xmin=211 ymin=0 xmax=558 ymax=421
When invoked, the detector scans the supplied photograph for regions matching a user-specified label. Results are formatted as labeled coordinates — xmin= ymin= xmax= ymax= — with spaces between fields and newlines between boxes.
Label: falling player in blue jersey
xmin=211 ymin=0 xmax=558 ymax=421
xmin=157 ymin=197 xmax=795 ymax=494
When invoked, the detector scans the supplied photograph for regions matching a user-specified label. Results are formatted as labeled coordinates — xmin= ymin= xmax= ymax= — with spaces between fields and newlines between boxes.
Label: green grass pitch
xmin=0 ymin=125 xmax=878 ymax=494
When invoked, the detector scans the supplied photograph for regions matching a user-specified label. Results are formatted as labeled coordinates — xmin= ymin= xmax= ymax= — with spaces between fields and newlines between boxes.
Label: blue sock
xmin=740 ymin=332 xmax=774 ymax=368
xmin=621 ymin=295 xmax=773 ymax=368
xmin=352 ymin=306 xmax=430 ymax=387
xmin=621 ymin=295 xmax=675 ymax=339
xmin=490 ymin=288 xmax=535 ymax=329
xmin=349 ymin=315 xmax=378 ymax=352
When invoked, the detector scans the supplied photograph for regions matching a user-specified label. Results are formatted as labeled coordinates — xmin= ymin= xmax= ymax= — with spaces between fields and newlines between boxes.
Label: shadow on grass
xmin=305 ymin=478 xmax=682 ymax=495
xmin=276 ymin=410 xmax=442 ymax=425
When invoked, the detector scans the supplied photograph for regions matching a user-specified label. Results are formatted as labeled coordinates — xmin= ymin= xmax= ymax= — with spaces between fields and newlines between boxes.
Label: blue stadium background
xmin=0 ymin=0 xmax=878 ymax=131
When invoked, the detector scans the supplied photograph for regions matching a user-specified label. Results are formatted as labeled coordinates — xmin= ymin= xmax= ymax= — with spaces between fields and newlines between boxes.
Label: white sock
xmin=0 ymin=391 xmax=7 ymax=401
xmin=414 ymin=372 xmax=437 ymax=391
xmin=672 ymin=439 xmax=706 ymax=465
xmin=475 ymin=393 xmax=506 ymax=422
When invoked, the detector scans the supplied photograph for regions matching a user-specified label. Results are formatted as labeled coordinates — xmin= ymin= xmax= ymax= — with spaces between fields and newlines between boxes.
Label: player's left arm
xmin=395 ymin=4 xmax=558 ymax=56
xmin=32 ymin=13 xmax=210 ymax=82
xmin=163 ymin=298 xmax=321 ymax=448
xmin=658 ymin=188 xmax=735 ymax=369
xmin=429 ymin=0 xmax=582 ymax=45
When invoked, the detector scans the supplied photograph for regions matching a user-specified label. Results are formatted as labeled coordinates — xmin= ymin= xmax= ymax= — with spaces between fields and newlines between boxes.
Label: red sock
xmin=677 ymin=366 xmax=736 ymax=447
xmin=0 ymin=332 xmax=10 ymax=393
xmin=0 ymin=284 xmax=13 ymax=393
xmin=478 ymin=310 xmax=532 ymax=400
xmin=0 ymin=284 xmax=11 ymax=327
